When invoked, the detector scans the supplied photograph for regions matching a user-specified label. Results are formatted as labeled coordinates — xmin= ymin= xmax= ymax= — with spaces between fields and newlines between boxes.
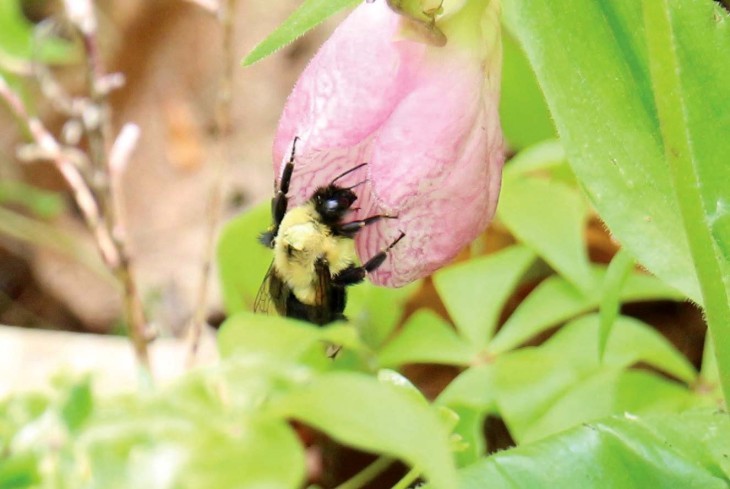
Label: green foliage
xmin=426 ymin=411 xmax=730 ymax=489
xmin=242 ymin=0 xmax=361 ymax=66
xmin=502 ymin=0 xmax=730 ymax=307
xmin=4 ymin=0 xmax=729 ymax=487
xmin=499 ymin=29 xmax=556 ymax=150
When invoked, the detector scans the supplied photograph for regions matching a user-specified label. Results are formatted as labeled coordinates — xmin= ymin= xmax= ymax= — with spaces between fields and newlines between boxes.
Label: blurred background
xmin=0 ymin=0 xmax=346 ymax=390
xmin=0 ymin=0 xmax=706 ymax=394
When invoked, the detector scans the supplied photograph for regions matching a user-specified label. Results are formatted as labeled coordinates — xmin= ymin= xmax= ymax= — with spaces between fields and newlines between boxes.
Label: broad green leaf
xmin=643 ymin=0 xmax=730 ymax=407
xmin=441 ymin=411 xmax=730 ymax=489
xmin=437 ymin=364 xmax=498 ymax=413
xmin=521 ymin=370 xmax=696 ymax=444
xmin=547 ymin=315 xmax=697 ymax=384
xmin=242 ymin=0 xmax=361 ymax=66
xmin=378 ymin=309 xmax=475 ymax=367
xmin=346 ymin=279 xmax=420 ymax=348
xmin=493 ymin=314 xmax=697 ymax=443
xmin=502 ymin=0 xmax=730 ymax=304
xmin=448 ymin=407 xmax=485 ymax=467
xmin=433 ymin=245 xmax=536 ymax=347
xmin=498 ymin=176 xmax=593 ymax=292
xmin=499 ymin=28 xmax=556 ymax=150
xmin=488 ymin=266 xmax=684 ymax=354
xmin=0 ymin=452 xmax=39 ymax=488
xmin=272 ymin=372 xmax=457 ymax=489
xmin=217 ymin=311 xmax=359 ymax=363
xmin=217 ymin=202 xmax=272 ymax=314
xmin=598 ymin=249 xmax=635 ymax=361
xmin=504 ymin=140 xmax=566 ymax=177
xmin=181 ymin=419 xmax=305 ymax=489
xmin=60 ymin=378 xmax=93 ymax=432
xmin=492 ymin=347 xmax=582 ymax=440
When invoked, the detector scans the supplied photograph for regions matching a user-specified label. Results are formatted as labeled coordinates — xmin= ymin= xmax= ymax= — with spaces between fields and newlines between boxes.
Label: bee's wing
xmin=253 ymin=262 xmax=282 ymax=316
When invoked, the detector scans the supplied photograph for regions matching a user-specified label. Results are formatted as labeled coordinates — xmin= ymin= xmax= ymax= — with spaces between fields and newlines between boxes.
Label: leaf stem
xmin=642 ymin=0 xmax=730 ymax=405
xmin=391 ymin=466 xmax=421 ymax=489
xmin=334 ymin=456 xmax=394 ymax=489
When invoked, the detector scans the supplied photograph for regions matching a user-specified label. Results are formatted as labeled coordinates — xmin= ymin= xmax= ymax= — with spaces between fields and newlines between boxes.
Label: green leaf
xmin=346 ymin=279 xmax=421 ymax=349
xmin=498 ymin=175 xmax=593 ymax=292
xmin=442 ymin=411 xmax=730 ymax=489
xmin=0 ymin=452 xmax=40 ymax=489
xmin=437 ymin=365 xmax=498 ymax=413
xmin=378 ymin=309 xmax=475 ymax=367
xmin=217 ymin=203 xmax=272 ymax=314
xmin=598 ymin=249 xmax=635 ymax=361
xmin=488 ymin=266 xmax=684 ymax=354
xmin=217 ymin=311 xmax=357 ymax=362
xmin=502 ymin=0 xmax=730 ymax=305
xmin=520 ymin=370 xmax=697 ymax=444
xmin=60 ymin=378 xmax=93 ymax=432
xmin=448 ymin=406 xmax=486 ymax=468
xmin=499 ymin=28 xmax=557 ymax=150
xmin=181 ymin=419 xmax=305 ymax=489
xmin=493 ymin=314 xmax=698 ymax=443
xmin=242 ymin=0 xmax=361 ymax=66
xmin=272 ymin=372 xmax=457 ymax=489
xmin=433 ymin=245 xmax=536 ymax=348
xmin=547 ymin=314 xmax=697 ymax=384
xmin=504 ymin=140 xmax=566 ymax=177
xmin=642 ymin=0 xmax=730 ymax=408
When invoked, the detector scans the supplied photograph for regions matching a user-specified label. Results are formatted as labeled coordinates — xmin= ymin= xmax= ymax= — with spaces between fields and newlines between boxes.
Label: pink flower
xmin=272 ymin=0 xmax=504 ymax=287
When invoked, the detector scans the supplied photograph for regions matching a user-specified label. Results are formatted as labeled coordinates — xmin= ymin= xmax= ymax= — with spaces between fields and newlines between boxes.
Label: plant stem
xmin=68 ymin=0 xmax=152 ymax=374
xmin=334 ymin=456 xmax=394 ymax=489
xmin=643 ymin=0 xmax=730 ymax=404
xmin=186 ymin=0 xmax=238 ymax=366
xmin=391 ymin=466 xmax=421 ymax=489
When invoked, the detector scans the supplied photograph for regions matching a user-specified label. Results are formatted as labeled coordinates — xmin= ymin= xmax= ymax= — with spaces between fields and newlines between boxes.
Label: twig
xmin=186 ymin=0 xmax=238 ymax=366
xmin=333 ymin=456 xmax=395 ymax=489
xmin=0 ymin=75 xmax=118 ymax=268
xmin=63 ymin=0 xmax=152 ymax=374
xmin=1 ymin=0 xmax=153 ymax=375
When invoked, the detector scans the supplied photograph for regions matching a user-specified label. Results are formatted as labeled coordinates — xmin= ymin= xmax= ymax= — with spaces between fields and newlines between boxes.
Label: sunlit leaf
xmin=502 ymin=0 xmax=730 ymax=303
xmin=217 ymin=203 xmax=273 ymax=314
xmin=377 ymin=309 xmax=475 ymax=367
xmin=547 ymin=314 xmax=697 ymax=384
xmin=598 ymin=249 xmax=635 ymax=361
xmin=217 ymin=311 xmax=358 ymax=363
xmin=499 ymin=28 xmax=556 ymax=150
xmin=434 ymin=245 xmax=536 ymax=348
xmin=272 ymin=372 xmax=457 ymax=489
xmin=498 ymin=175 xmax=593 ymax=292
xmin=440 ymin=411 xmax=730 ymax=488
xmin=520 ymin=370 xmax=697 ymax=444
xmin=488 ymin=266 xmax=684 ymax=354
xmin=242 ymin=0 xmax=360 ymax=66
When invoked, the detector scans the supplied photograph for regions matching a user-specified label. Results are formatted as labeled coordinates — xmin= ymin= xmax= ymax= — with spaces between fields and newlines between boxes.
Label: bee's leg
xmin=332 ymin=231 xmax=405 ymax=285
xmin=261 ymin=137 xmax=300 ymax=248
xmin=272 ymin=136 xmax=300 ymax=225
xmin=334 ymin=214 xmax=397 ymax=238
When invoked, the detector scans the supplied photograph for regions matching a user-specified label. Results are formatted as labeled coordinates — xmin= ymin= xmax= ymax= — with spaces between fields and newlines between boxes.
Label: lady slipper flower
xmin=272 ymin=0 xmax=504 ymax=287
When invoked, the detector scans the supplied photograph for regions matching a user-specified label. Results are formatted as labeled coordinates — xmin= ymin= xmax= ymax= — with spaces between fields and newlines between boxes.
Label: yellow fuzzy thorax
xmin=273 ymin=203 xmax=356 ymax=305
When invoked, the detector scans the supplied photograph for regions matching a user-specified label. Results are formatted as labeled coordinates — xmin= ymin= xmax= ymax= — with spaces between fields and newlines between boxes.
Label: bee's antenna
xmin=346 ymin=179 xmax=369 ymax=190
xmin=331 ymin=162 xmax=368 ymax=185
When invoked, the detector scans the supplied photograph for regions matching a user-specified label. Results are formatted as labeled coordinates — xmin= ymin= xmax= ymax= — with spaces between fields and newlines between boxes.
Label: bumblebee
xmin=255 ymin=137 xmax=405 ymax=325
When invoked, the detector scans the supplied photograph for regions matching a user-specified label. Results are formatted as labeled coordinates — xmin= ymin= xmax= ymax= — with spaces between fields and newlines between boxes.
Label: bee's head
xmin=312 ymin=185 xmax=357 ymax=223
